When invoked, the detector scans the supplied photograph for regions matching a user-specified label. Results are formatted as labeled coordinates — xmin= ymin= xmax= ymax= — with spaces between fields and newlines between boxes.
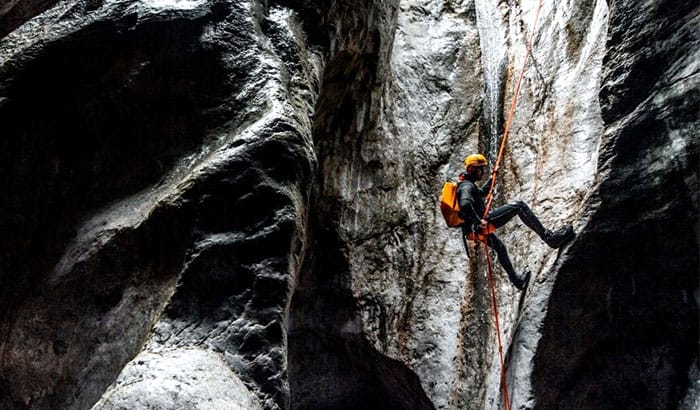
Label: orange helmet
xmin=464 ymin=153 xmax=488 ymax=169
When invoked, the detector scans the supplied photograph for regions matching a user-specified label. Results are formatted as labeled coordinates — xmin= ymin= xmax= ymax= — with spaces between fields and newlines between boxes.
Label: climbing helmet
xmin=464 ymin=153 xmax=488 ymax=169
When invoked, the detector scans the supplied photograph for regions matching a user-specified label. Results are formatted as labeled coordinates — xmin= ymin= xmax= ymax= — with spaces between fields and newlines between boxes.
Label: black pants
xmin=469 ymin=200 xmax=547 ymax=283
xmin=485 ymin=233 xmax=520 ymax=284
xmin=486 ymin=200 xmax=547 ymax=235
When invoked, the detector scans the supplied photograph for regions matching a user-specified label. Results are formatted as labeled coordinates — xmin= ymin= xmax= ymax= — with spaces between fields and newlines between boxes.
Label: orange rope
xmin=482 ymin=240 xmax=511 ymax=410
xmin=476 ymin=1 xmax=544 ymax=409
xmin=483 ymin=0 xmax=544 ymax=217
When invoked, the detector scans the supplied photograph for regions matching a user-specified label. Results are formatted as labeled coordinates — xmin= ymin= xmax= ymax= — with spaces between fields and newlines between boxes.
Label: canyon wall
xmin=0 ymin=0 xmax=697 ymax=409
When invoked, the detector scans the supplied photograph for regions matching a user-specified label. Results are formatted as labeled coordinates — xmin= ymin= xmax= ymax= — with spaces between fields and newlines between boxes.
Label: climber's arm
xmin=478 ymin=165 xmax=498 ymax=195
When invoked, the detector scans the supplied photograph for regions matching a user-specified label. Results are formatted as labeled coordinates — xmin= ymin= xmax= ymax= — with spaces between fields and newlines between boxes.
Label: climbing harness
xmin=466 ymin=223 xmax=496 ymax=242
xmin=468 ymin=1 xmax=544 ymax=409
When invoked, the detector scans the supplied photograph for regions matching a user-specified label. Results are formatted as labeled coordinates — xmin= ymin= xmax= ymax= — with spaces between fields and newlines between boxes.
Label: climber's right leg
xmin=487 ymin=200 xmax=574 ymax=248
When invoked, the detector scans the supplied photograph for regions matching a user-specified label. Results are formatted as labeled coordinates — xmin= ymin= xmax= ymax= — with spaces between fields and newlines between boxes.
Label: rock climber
xmin=458 ymin=153 xmax=574 ymax=290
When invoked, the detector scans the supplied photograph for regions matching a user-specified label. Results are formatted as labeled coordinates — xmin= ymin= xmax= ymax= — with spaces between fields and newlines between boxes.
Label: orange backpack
xmin=440 ymin=181 xmax=464 ymax=227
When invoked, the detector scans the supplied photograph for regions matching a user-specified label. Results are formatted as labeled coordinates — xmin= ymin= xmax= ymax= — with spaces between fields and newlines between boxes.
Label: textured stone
xmin=93 ymin=347 xmax=262 ymax=410
xmin=1 ymin=0 xmax=321 ymax=408
xmin=531 ymin=1 xmax=699 ymax=409
xmin=287 ymin=1 xmax=436 ymax=408
xmin=0 ymin=0 xmax=697 ymax=409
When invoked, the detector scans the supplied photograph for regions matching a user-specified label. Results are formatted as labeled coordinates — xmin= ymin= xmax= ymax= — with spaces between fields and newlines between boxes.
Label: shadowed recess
xmin=0 ymin=14 xmax=230 ymax=302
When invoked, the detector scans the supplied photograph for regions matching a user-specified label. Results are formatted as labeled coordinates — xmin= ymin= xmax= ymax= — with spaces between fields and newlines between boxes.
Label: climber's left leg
xmin=486 ymin=234 xmax=530 ymax=290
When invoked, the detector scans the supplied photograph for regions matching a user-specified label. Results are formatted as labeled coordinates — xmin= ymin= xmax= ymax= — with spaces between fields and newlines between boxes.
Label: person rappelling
xmin=454 ymin=153 xmax=575 ymax=290
xmin=439 ymin=2 xmax=555 ymax=408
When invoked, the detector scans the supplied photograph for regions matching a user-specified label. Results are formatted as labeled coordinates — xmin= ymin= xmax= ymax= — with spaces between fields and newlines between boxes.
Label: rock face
xmin=94 ymin=347 xmax=263 ymax=410
xmin=531 ymin=1 xmax=699 ymax=408
xmin=1 ymin=1 xmax=320 ymax=408
xmin=0 ymin=0 xmax=697 ymax=410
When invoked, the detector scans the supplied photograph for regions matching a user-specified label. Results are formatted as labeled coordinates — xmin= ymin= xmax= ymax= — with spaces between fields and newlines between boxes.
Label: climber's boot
xmin=544 ymin=225 xmax=575 ymax=248
xmin=512 ymin=270 xmax=531 ymax=291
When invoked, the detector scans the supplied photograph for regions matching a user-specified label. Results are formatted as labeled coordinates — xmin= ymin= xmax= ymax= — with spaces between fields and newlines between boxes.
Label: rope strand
xmin=483 ymin=0 xmax=544 ymax=218
xmin=476 ymin=1 xmax=544 ymax=409
xmin=483 ymin=241 xmax=511 ymax=410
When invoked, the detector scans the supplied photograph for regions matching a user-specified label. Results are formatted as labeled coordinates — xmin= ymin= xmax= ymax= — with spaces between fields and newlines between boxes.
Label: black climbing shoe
xmin=513 ymin=270 xmax=531 ymax=291
xmin=544 ymin=225 xmax=575 ymax=248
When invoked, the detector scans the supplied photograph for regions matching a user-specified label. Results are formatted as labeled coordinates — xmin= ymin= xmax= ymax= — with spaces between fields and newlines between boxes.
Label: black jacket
xmin=457 ymin=173 xmax=492 ymax=230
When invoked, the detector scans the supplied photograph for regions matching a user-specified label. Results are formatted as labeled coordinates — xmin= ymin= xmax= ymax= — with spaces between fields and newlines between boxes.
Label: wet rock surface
xmin=0 ymin=0 xmax=697 ymax=409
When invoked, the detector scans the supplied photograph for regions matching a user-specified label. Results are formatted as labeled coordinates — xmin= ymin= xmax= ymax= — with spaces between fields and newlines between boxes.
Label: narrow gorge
xmin=0 ymin=0 xmax=697 ymax=409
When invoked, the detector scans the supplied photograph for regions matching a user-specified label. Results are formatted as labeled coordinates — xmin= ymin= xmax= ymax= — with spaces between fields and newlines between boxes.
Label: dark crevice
xmin=0 ymin=15 xmax=231 ymax=307
xmin=267 ymin=0 xmax=329 ymax=48
xmin=290 ymin=323 xmax=435 ymax=410
xmin=288 ymin=1 xmax=433 ymax=408
xmin=0 ymin=7 xmax=243 ymax=409
xmin=0 ymin=203 xmax=194 ymax=410
xmin=533 ymin=225 xmax=698 ymax=409
xmin=0 ymin=0 xmax=63 ymax=39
